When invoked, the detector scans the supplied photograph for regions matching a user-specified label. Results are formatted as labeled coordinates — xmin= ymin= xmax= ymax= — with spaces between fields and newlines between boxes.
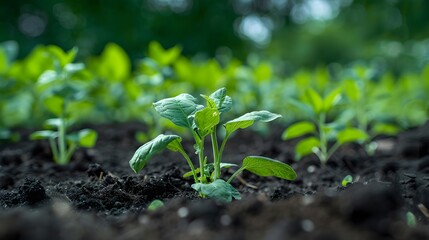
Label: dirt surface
xmin=1 ymin=122 xmax=429 ymax=240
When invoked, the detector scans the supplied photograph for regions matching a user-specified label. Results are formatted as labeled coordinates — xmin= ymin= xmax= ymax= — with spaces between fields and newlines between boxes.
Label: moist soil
xmin=1 ymin=122 xmax=429 ymax=240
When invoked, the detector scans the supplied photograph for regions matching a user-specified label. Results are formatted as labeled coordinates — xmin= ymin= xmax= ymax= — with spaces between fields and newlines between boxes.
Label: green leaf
xmin=194 ymin=107 xmax=220 ymax=137
xmin=209 ymin=88 xmax=232 ymax=113
xmin=67 ymin=101 xmax=94 ymax=120
xmin=130 ymin=134 xmax=181 ymax=173
xmin=77 ymin=129 xmax=98 ymax=147
xmin=147 ymin=199 xmax=164 ymax=211
xmin=287 ymin=99 xmax=314 ymax=118
xmin=36 ymin=70 xmax=59 ymax=90
xmin=337 ymin=128 xmax=368 ymax=145
xmin=0 ymin=48 xmax=8 ymax=73
xmin=242 ymin=156 xmax=297 ymax=180
xmin=304 ymin=88 xmax=323 ymax=114
xmin=153 ymin=93 xmax=203 ymax=128
xmin=220 ymin=163 xmax=238 ymax=168
xmin=64 ymin=63 xmax=85 ymax=74
xmin=166 ymin=137 xmax=184 ymax=152
xmin=43 ymin=96 xmax=64 ymax=116
xmin=191 ymin=179 xmax=241 ymax=203
xmin=344 ymin=79 xmax=360 ymax=102
xmin=47 ymin=45 xmax=77 ymax=67
xmin=282 ymin=121 xmax=316 ymax=140
xmin=295 ymin=137 xmax=320 ymax=160
xmin=43 ymin=118 xmax=64 ymax=129
xmin=341 ymin=175 xmax=353 ymax=187
xmin=323 ymin=87 xmax=342 ymax=112
xmin=406 ymin=212 xmax=417 ymax=227
xmin=148 ymin=41 xmax=182 ymax=66
xmin=30 ymin=130 xmax=57 ymax=140
xmin=371 ymin=123 xmax=401 ymax=136
xmin=98 ymin=43 xmax=130 ymax=81
xmin=224 ymin=111 xmax=281 ymax=135
xmin=200 ymin=95 xmax=217 ymax=109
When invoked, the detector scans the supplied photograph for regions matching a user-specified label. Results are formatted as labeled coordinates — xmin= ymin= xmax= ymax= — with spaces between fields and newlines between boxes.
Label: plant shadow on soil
xmin=1 ymin=122 xmax=429 ymax=240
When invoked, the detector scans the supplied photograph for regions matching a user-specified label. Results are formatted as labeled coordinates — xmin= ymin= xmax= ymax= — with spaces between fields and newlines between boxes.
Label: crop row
xmin=0 ymin=41 xmax=428 ymax=152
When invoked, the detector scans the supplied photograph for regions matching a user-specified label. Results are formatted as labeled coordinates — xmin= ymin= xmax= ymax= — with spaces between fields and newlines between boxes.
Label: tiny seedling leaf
xmin=30 ymin=130 xmax=57 ymax=140
xmin=295 ymin=137 xmax=320 ymax=160
xmin=43 ymin=118 xmax=64 ymax=129
xmin=341 ymin=175 xmax=353 ymax=187
xmin=371 ymin=123 xmax=401 ymax=136
xmin=43 ymin=95 xmax=64 ymax=116
xmin=64 ymin=63 xmax=85 ymax=74
xmin=344 ymin=79 xmax=360 ymax=102
xmin=130 ymin=134 xmax=181 ymax=173
xmin=242 ymin=156 xmax=297 ymax=180
xmin=323 ymin=87 xmax=342 ymax=112
xmin=287 ymin=99 xmax=314 ymax=118
xmin=304 ymin=88 xmax=323 ymax=114
xmin=192 ymin=179 xmax=241 ymax=203
xmin=224 ymin=111 xmax=281 ymax=135
xmin=153 ymin=93 xmax=203 ymax=128
xmin=406 ymin=212 xmax=417 ymax=227
xmin=147 ymin=199 xmax=164 ymax=211
xmin=194 ymin=107 xmax=220 ymax=137
xmin=337 ymin=128 xmax=368 ymax=145
xmin=282 ymin=121 xmax=316 ymax=140
xmin=77 ymin=129 xmax=98 ymax=148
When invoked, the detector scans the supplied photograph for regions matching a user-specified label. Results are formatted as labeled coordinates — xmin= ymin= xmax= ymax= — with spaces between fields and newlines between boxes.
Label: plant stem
xmin=211 ymin=126 xmax=221 ymax=180
xmin=227 ymin=166 xmax=245 ymax=183
xmin=178 ymin=149 xmax=198 ymax=183
xmin=49 ymin=137 xmax=60 ymax=163
xmin=318 ymin=112 xmax=328 ymax=164
xmin=198 ymin=139 xmax=206 ymax=183
xmin=65 ymin=143 xmax=77 ymax=163
xmin=326 ymin=142 xmax=341 ymax=162
xmin=191 ymin=131 xmax=206 ymax=184
xmin=218 ymin=132 xmax=230 ymax=163
xmin=58 ymin=116 xmax=67 ymax=165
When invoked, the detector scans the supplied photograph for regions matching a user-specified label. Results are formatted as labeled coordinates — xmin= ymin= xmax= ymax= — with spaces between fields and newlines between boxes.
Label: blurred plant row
xmin=1 ymin=40 xmax=428 ymax=150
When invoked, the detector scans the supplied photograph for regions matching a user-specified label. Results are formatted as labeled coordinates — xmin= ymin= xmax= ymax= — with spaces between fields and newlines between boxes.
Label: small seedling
xmin=406 ymin=211 xmax=417 ymax=227
xmin=282 ymin=87 xmax=368 ymax=165
xmin=341 ymin=175 xmax=353 ymax=187
xmin=30 ymin=47 xmax=97 ymax=165
xmin=147 ymin=199 xmax=164 ymax=211
xmin=129 ymin=88 xmax=297 ymax=202
xmin=342 ymin=77 xmax=401 ymax=155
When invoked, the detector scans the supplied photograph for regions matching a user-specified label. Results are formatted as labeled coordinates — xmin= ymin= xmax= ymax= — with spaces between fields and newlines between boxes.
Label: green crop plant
xmin=30 ymin=47 xmax=97 ymax=165
xmin=341 ymin=68 xmax=402 ymax=155
xmin=129 ymin=88 xmax=297 ymax=202
xmin=282 ymin=87 xmax=368 ymax=165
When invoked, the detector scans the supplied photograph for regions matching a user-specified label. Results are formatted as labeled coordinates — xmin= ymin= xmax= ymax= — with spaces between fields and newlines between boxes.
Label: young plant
xmin=341 ymin=67 xmax=402 ymax=155
xmin=282 ymin=87 xmax=368 ymax=165
xmin=129 ymin=88 xmax=297 ymax=202
xmin=30 ymin=47 xmax=97 ymax=165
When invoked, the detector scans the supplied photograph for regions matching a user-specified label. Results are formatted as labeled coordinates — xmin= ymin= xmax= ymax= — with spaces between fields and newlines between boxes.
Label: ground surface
xmin=1 ymin=122 xmax=429 ymax=240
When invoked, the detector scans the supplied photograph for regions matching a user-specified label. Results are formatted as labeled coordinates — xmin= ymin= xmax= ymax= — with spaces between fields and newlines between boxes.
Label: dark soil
xmin=1 ymin=122 xmax=429 ymax=240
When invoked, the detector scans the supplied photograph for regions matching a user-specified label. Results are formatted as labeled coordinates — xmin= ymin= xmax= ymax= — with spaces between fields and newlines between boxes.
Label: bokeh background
xmin=2 ymin=0 xmax=429 ymax=73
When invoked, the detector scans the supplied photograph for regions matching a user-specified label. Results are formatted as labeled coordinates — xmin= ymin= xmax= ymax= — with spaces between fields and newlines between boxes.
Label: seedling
xmin=341 ymin=175 xmax=353 ymax=187
xmin=147 ymin=199 xmax=164 ymax=211
xmin=30 ymin=47 xmax=97 ymax=165
xmin=129 ymin=88 xmax=297 ymax=202
xmin=282 ymin=87 xmax=368 ymax=165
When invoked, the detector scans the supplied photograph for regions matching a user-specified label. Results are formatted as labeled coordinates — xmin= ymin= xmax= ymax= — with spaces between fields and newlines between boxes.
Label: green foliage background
xmin=1 ymin=0 xmax=429 ymax=71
